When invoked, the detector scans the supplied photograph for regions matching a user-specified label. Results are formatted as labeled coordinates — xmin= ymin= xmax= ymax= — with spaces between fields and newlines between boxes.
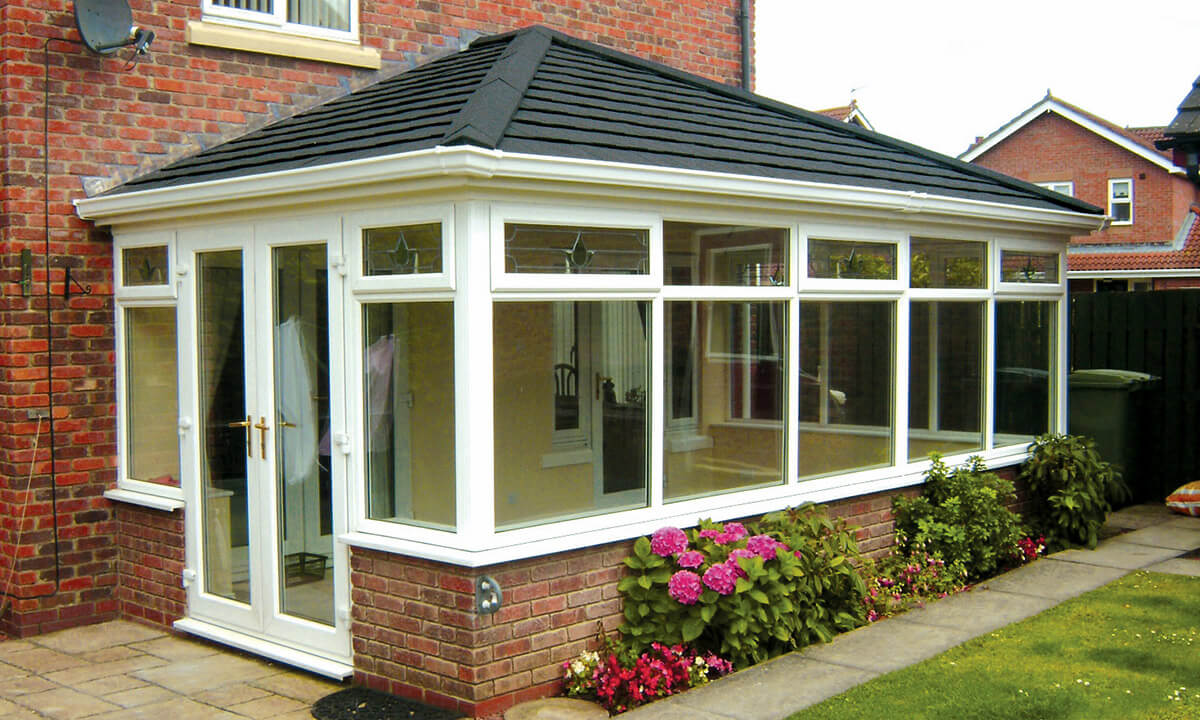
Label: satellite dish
xmin=74 ymin=0 xmax=137 ymax=55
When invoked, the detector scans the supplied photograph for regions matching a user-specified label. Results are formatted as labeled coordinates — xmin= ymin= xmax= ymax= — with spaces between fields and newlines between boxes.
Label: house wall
xmin=0 ymin=0 xmax=752 ymax=636
xmin=971 ymin=112 xmax=1198 ymax=247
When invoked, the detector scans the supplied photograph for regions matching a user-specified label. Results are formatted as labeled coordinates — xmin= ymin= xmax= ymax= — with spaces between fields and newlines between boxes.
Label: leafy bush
xmin=618 ymin=505 xmax=866 ymax=668
xmin=562 ymin=634 xmax=732 ymax=714
xmin=1020 ymin=433 xmax=1129 ymax=549
xmin=893 ymin=454 xmax=1026 ymax=581
xmin=861 ymin=544 xmax=968 ymax=622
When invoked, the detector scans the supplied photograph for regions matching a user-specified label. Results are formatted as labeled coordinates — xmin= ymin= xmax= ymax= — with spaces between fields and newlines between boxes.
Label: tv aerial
xmin=73 ymin=0 xmax=155 ymax=57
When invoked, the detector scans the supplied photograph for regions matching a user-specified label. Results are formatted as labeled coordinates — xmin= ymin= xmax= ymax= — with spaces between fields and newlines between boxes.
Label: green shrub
xmin=618 ymin=505 xmax=866 ymax=668
xmin=861 ymin=544 xmax=968 ymax=622
xmin=893 ymin=454 xmax=1025 ymax=581
xmin=1020 ymin=433 xmax=1129 ymax=549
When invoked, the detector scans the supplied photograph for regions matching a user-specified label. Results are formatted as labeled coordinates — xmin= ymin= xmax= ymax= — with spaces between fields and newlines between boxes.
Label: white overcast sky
xmin=754 ymin=0 xmax=1200 ymax=158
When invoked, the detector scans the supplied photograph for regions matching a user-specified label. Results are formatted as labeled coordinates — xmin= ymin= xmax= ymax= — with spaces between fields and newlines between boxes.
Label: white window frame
xmin=1035 ymin=181 xmax=1074 ymax=197
xmin=201 ymin=0 xmax=359 ymax=43
xmin=346 ymin=205 xmax=455 ymax=294
xmin=798 ymin=224 xmax=907 ymax=294
xmin=995 ymin=239 xmax=1066 ymax=295
xmin=115 ymin=230 xmax=177 ymax=303
xmin=1108 ymin=178 xmax=1133 ymax=225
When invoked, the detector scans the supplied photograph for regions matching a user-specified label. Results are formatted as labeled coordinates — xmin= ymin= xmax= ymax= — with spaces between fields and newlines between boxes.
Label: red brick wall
xmin=972 ymin=112 xmax=1198 ymax=247
xmin=1155 ymin=277 xmax=1200 ymax=289
xmin=0 ymin=0 xmax=751 ymax=636
xmin=114 ymin=505 xmax=187 ymax=628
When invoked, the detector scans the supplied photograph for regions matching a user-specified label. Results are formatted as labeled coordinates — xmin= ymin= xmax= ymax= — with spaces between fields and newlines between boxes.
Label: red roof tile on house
xmin=1128 ymin=126 xmax=1168 ymax=147
xmin=1069 ymin=206 xmax=1200 ymax=271
xmin=817 ymin=104 xmax=855 ymax=121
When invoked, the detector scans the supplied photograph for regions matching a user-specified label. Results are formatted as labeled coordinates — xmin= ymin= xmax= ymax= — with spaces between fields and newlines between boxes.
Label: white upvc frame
xmin=1035 ymin=181 xmax=1074 ymax=197
xmin=1108 ymin=178 xmax=1133 ymax=225
xmin=798 ymin=223 xmax=908 ymax=293
xmin=114 ymin=230 xmax=177 ymax=302
xmin=346 ymin=204 xmax=455 ymax=294
xmin=201 ymin=0 xmax=359 ymax=44
xmin=995 ymin=238 xmax=1066 ymax=295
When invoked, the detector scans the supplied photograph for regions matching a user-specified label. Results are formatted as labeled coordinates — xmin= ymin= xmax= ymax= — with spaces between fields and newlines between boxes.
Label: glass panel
xmin=363 ymin=302 xmax=456 ymax=530
xmin=663 ymin=222 xmax=788 ymax=286
xmin=125 ymin=307 xmax=180 ymax=486
xmin=1000 ymin=250 xmax=1059 ymax=283
xmin=798 ymin=302 xmax=893 ymax=477
xmin=504 ymin=224 xmax=649 ymax=275
xmin=807 ymin=239 xmax=896 ymax=279
xmin=122 ymin=246 xmax=169 ymax=286
xmin=363 ymin=223 xmax=442 ymax=276
xmin=287 ymin=0 xmax=349 ymax=30
xmin=494 ymin=301 xmax=649 ymax=528
xmin=910 ymin=238 xmax=986 ymax=288
xmin=272 ymin=244 xmax=333 ymax=626
xmin=995 ymin=301 xmax=1056 ymax=444
xmin=664 ymin=301 xmax=786 ymax=501
xmin=197 ymin=250 xmax=250 ymax=604
xmin=213 ymin=0 xmax=272 ymax=11
xmin=908 ymin=301 xmax=985 ymax=461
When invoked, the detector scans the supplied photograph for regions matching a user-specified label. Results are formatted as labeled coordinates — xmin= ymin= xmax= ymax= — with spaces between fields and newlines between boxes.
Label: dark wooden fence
xmin=1070 ymin=289 xmax=1200 ymax=501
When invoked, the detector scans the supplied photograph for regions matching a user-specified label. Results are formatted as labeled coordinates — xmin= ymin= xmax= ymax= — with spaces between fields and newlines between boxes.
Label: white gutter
xmin=76 ymin=145 xmax=1105 ymax=233
xmin=1069 ymin=269 xmax=1200 ymax=279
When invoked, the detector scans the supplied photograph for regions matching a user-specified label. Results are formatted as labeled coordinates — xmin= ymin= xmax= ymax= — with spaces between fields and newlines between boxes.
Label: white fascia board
xmin=1069 ymin=268 xmax=1200 ymax=279
xmin=960 ymin=99 xmax=1183 ymax=175
xmin=75 ymin=146 xmax=1104 ymax=234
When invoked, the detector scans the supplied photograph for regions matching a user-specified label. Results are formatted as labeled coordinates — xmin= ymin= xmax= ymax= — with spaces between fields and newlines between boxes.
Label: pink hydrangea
xmin=650 ymin=526 xmax=688 ymax=557
xmin=746 ymin=534 xmax=786 ymax=560
xmin=697 ymin=528 xmax=721 ymax=540
xmin=677 ymin=550 xmax=705 ymax=569
xmin=702 ymin=563 xmax=737 ymax=595
xmin=726 ymin=548 xmax=757 ymax=579
xmin=667 ymin=570 xmax=702 ymax=605
xmin=715 ymin=522 xmax=748 ymax=545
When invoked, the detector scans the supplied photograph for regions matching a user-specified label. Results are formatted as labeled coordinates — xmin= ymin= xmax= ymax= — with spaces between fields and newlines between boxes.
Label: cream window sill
xmin=104 ymin=487 xmax=185 ymax=512
xmin=187 ymin=20 xmax=381 ymax=69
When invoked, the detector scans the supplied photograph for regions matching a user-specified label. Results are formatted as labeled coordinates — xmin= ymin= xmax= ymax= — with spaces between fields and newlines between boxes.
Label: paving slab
xmin=250 ymin=670 xmax=346 ymax=703
xmin=33 ymin=620 xmax=165 ymax=654
xmin=1107 ymin=504 xmax=1176 ymax=529
xmin=102 ymin=684 xmax=179 ymax=709
xmin=0 ymin=673 xmax=58 ymax=697
xmin=982 ymin=557 xmax=1127 ymax=599
xmin=1051 ymin=541 xmax=1183 ymax=570
xmin=227 ymin=693 xmax=309 ymax=718
xmin=505 ymin=697 xmax=609 ymax=719
xmin=3 ymin=647 xmax=92 ymax=674
xmin=798 ymin=619 xmax=974 ymax=674
xmin=1145 ymin=558 xmax=1200 ymax=577
xmin=73 ymin=672 xmax=149 ymax=696
xmin=1109 ymin=524 xmax=1200 ymax=551
xmin=892 ymin=587 xmax=1058 ymax=635
xmin=193 ymin=682 xmax=272 ymax=707
xmin=656 ymin=653 xmax=877 ymax=720
xmin=1163 ymin=515 xmax=1200 ymax=530
xmin=89 ymin=695 xmax=246 ymax=720
xmin=43 ymin=653 xmax=168 ymax=686
xmin=12 ymin=686 xmax=122 ymax=720
xmin=128 ymin=635 xmax=223 ymax=661
xmin=133 ymin=652 xmax=282 ymax=695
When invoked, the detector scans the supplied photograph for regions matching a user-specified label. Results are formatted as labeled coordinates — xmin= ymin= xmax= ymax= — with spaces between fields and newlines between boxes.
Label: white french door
xmin=177 ymin=217 xmax=350 ymax=674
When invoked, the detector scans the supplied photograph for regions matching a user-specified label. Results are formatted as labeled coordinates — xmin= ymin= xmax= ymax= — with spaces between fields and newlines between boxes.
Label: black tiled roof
xmin=1160 ymin=74 xmax=1200 ymax=143
xmin=114 ymin=26 xmax=1100 ymax=216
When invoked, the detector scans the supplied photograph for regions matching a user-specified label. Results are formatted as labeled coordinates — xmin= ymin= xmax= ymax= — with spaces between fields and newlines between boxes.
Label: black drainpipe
xmin=740 ymin=0 xmax=751 ymax=90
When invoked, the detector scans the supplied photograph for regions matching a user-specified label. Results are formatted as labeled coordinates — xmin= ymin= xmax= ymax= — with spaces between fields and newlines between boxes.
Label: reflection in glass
xmin=908 ymin=301 xmax=985 ymax=460
xmin=663 ymin=222 xmax=788 ymax=286
xmin=363 ymin=302 xmax=456 ymax=530
xmin=364 ymin=223 xmax=442 ymax=276
xmin=808 ymin=239 xmax=896 ymax=279
xmin=995 ymin=301 xmax=1056 ymax=443
xmin=494 ymin=301 xmax=649 ymax=528
xmin=665 ymin=301 xmax=786 ymax=501
xmin=197 ymin=250 xmax=249 ymax=604
xmin=273 ymin=244 xmax=333 ymax=626
xmin=504 ymin=224 xmax=649 ymax=275
xmin=798 ymin=302 xmax=893 ymax=477
xmin=122 ymin=245 xmax=168 ymax=286
xmin=910 ymin=238 xmax=986 ymax=288
xmin=1000 ymin=250 xmax=1059 ymax=283
xmin=125 ymin=307 xmax=180 ymax=486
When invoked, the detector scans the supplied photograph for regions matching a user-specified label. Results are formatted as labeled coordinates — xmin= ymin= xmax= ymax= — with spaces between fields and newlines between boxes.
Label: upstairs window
xmin=206 ymin=0 xmax=353 ymax=36
xmin=1035 ymin=181 xmax=1074 ymax=197
xmin=1108 ymin=179 xmax=1133 ymax=225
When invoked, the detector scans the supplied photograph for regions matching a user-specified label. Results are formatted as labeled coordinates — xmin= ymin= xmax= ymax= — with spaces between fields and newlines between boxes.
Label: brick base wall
xmin=115 ymin=504 xmax=186 ymax=629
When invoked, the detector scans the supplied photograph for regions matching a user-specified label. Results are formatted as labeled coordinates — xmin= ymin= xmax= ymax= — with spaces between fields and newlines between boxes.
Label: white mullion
xmin=983 ymin=298 xmax=996 ymax=450
xmin=894 ymin=294 xmax=910 ymax=466
xmin=456 ymin=200 xmax=495 ymax=551
xmin=648 ymin=294 xmax=665 ymax=508
xmin=1055 ymin=296 xmax=1068 ymax=433
xmin=927 ymin=302 xmax=939 ymax=432
xmin=786 ymin=294 xmax=800 ymax=485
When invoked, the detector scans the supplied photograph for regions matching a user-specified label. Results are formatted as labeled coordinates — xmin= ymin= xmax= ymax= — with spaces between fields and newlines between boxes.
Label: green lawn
xmin=790 ymin=571 xmax=1200 ymax=720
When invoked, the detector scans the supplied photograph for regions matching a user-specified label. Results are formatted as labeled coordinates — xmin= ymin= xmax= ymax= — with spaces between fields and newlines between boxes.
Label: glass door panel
xmin=272 ymin=243 xmax=334 ymax=626
xmin=196 ymin=250 xmax=252 ymax=604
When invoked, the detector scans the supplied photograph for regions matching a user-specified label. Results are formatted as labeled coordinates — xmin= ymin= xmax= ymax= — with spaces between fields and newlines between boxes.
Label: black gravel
xmin=311 ymin=688 xmax=464 ymax=720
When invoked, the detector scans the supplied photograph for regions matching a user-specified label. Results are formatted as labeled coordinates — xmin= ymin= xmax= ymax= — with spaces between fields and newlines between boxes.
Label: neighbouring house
xmin=816 ymin=99 xmax=874 ymax=131
xmin=3 ymin=4 xmax=1104 ymax=717
xmin=960 ymin=92 xmax=1200 ymax=293
xmin=1157 ymin=73 xmax=1200 ymax=181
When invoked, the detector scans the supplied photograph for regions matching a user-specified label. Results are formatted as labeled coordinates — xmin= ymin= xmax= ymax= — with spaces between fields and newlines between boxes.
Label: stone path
xmin=0 ymin=620 xmax=347 ymax=719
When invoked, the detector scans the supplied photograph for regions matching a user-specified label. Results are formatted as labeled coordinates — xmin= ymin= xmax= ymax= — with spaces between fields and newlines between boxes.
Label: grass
xmin=789 ymin=570 xmax=1200 ymax=720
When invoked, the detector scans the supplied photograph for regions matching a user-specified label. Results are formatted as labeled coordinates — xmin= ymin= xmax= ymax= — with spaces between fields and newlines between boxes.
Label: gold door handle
xmin=278 ymin=420 xmax=296 ymax=428
xmin=227 ymin=416 xmax=252 ymax=458
xmin=254 ymin=416 xmax=270 ymax=460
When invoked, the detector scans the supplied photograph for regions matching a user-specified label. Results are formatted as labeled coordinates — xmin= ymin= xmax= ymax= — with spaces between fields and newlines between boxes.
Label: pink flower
xmin=702 ymin=563 xmax=737 ymax=595
xmin=698 ymin=529 xmax=721 ymax=540
xmin=677 ymin=550 xmax=704 ymax=569
xmin=714 ymin=522 xmax=747 ymax=544
xmin=667 ymin=570 xmax=702 ymax=605
xmin=650 ymin=527 xmax=688 ymax=557
xmin=726 ymin=548 xmax=756 ymax=579
xmin=746 ymin=534 xmax=785 ymax=560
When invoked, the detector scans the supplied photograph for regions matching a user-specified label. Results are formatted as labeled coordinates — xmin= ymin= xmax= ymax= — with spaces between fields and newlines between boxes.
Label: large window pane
xmin=798 ymin=302 xmax=893 ymax=477
xmin=364 ymin=303 xmax=455 ymax=530
xmin=995 ymin=301 xmax=1056 ymax=444
xmin=495 ymin=301 xmax=649 ymax=528
xmin=663 ymin=222 xmax=788 ymax=286
xmin=909 ymin=301 xmax=985 ymax=460
xmin=504 ymin=224 xmax=649 ymax=275
xmin=665 ymin=301 xmax=787 ymax=501
xmin=910 ymin=238 xmax=986 ymax=288
xmin=125 ymin=307 xmax=179 ymax=486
